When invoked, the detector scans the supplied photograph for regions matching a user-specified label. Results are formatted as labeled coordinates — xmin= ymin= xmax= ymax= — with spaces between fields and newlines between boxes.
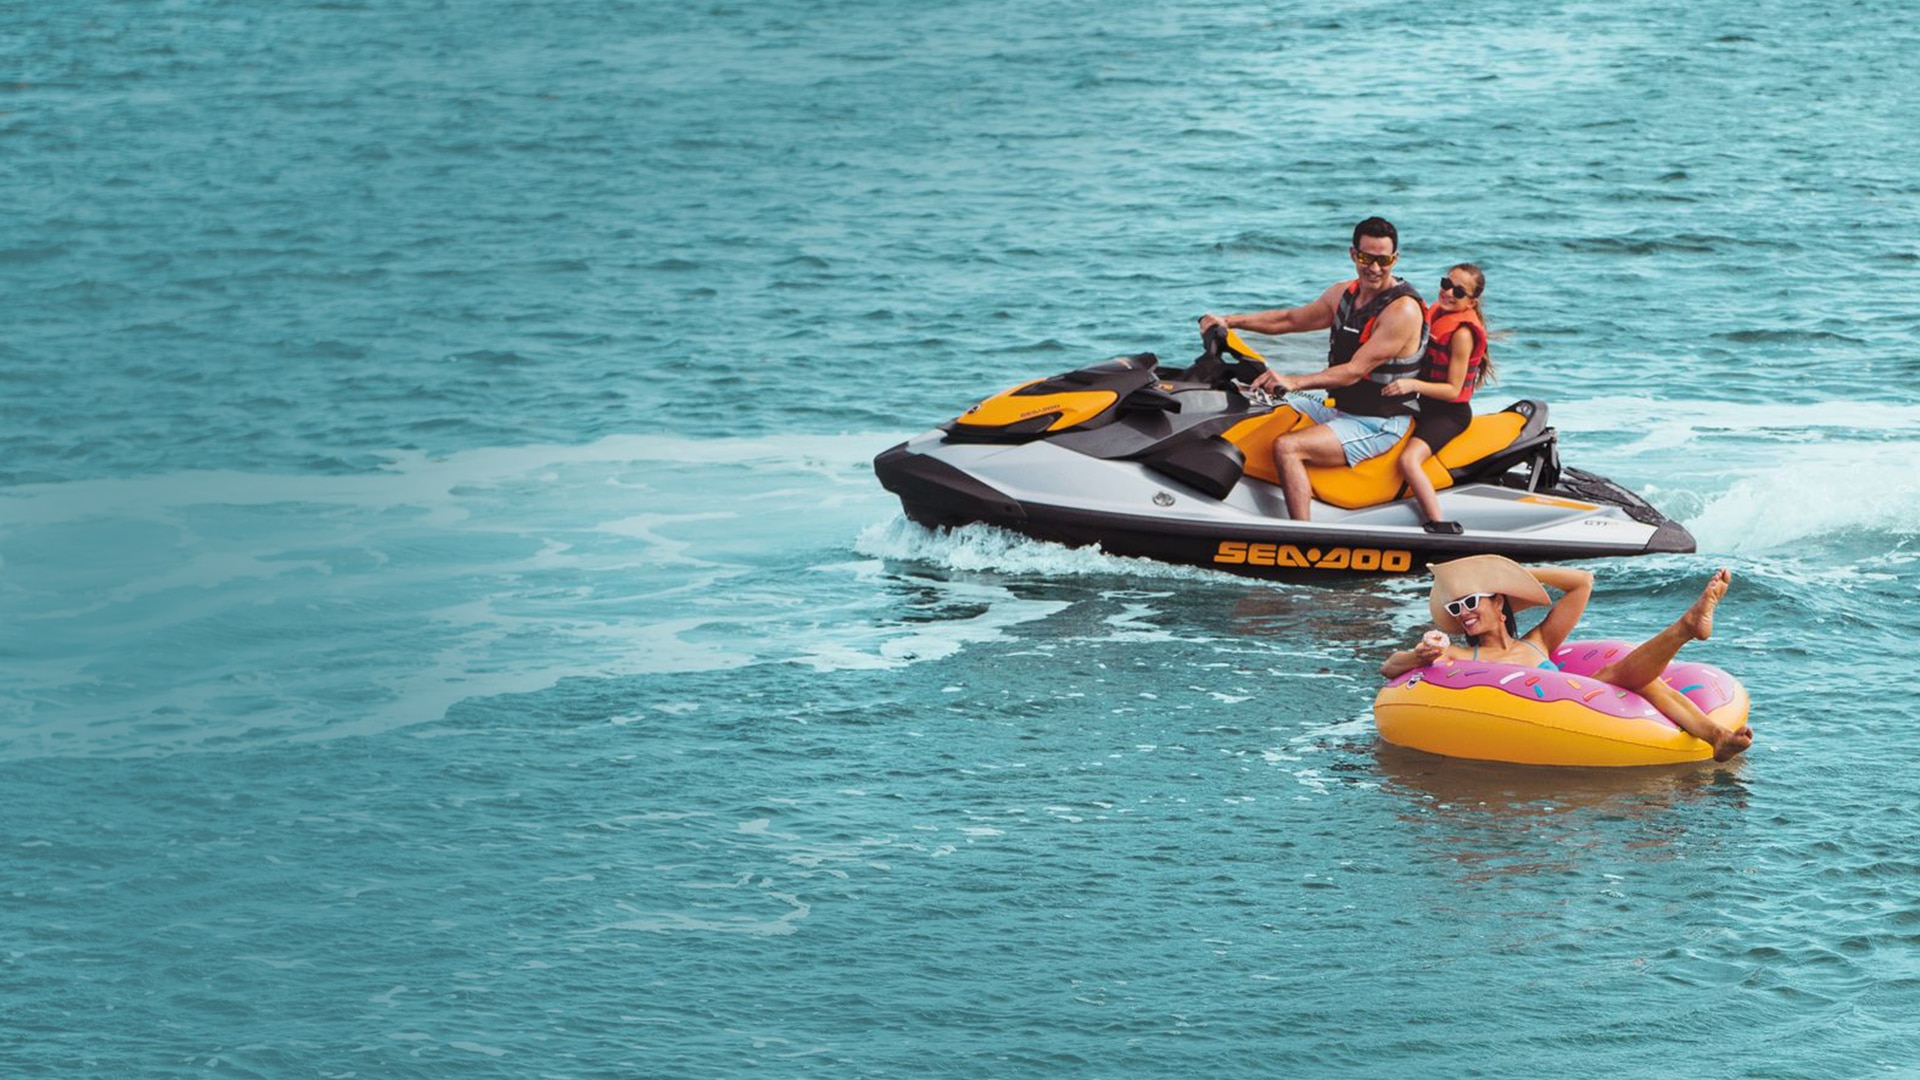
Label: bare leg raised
xmin=1593 ymin=569 xmax=1731 ymax=688
xmin=1593 ymin=569 xmax=1750 ymax=760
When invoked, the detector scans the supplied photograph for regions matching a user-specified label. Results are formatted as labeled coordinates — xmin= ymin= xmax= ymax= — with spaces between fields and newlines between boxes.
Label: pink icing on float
xmin=1374 ymin=639 xmax=1750 ymax=767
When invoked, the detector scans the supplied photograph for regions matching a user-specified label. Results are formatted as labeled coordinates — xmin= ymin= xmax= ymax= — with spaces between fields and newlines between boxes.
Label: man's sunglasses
xmin=1443 ymin=592 xmax=1495 ymax=617
xmin=1439 ymin=278 xmax=1476 ymax=298
xmin=1351 ymin=249 xmax=1398 ymax=268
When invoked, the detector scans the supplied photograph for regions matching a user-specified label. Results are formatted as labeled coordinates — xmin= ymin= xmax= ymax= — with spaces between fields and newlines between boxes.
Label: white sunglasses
xmin=1443 ymin=593 xmax=1496 ymax=618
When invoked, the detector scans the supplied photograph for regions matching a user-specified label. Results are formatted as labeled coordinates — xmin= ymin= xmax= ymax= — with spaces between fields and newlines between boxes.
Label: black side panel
xmin=872 ymin=444 xmax=1026 ymax=528
xmin=1140 ymin=436 xmax=1245 ymax=500
xmin=1646 ymin=519 xmax=1697 ymax=554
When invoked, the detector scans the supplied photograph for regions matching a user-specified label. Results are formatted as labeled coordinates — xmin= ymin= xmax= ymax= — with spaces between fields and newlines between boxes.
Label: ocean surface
xmin=6 ymin=1 xmax=1920 ymax=1076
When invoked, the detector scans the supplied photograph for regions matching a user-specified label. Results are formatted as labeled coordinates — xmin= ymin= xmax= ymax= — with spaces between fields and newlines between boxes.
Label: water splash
xmin=1688 ymin=453 xmax=1920 ymax=554
xmin=855 ymin=516 xmax=1233 ymax=581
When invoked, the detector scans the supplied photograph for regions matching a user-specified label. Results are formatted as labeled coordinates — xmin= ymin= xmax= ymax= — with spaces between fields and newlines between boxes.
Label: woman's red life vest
xmin=1422 ymin=305 xmax=1487 ymax=404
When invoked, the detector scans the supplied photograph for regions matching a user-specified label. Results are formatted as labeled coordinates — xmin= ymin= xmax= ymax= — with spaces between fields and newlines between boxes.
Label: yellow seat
xmin=1225 ymin=407 xmax=1528 ymax=510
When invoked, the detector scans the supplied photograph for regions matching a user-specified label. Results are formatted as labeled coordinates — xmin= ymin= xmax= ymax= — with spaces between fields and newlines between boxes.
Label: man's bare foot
xmin=1682 ymin=568 xmax=1731 ymax=641
xmin=1711 ymin=723 xmax=1755 ymax=762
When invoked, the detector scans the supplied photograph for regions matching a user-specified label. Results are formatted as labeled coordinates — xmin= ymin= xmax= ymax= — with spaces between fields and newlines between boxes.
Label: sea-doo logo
xmin=1212 ymin=542 xmax=1413 ymax=572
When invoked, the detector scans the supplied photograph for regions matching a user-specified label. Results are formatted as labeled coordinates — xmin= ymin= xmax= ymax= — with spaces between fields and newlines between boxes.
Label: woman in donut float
xmin=1376 ymin=556 xmax=1754 ymax=766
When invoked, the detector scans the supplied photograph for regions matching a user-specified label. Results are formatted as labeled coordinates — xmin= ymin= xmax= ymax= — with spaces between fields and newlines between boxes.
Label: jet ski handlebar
xmin=1201 ymin=324 xmax=1265 ymax=366
xmin=1163 ymin=325 xmax=1269 ymax=390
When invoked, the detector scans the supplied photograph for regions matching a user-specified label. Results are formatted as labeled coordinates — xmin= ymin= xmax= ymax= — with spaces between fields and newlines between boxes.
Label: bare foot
xmin=1682 ymin=568 xmax=1731 ymax=641
xmin=1711 ymin=723 xmax=1755 ymax=762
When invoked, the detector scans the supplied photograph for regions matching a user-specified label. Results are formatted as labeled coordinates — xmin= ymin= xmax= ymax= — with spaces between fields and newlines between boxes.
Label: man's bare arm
xmin=1200 ymin=281 xmax=1344 ymax=338
xmin=1278 ymin=295 xmax=1422 ymax=391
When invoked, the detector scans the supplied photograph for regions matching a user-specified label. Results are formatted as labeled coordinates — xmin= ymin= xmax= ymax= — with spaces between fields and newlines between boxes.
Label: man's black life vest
xmin=1325 ymin=278 xmax=1428 ymax=418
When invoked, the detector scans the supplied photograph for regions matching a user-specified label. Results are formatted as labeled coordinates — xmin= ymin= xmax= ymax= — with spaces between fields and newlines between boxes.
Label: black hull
xmin=875 ymin=442 xmax=1695 ymax=582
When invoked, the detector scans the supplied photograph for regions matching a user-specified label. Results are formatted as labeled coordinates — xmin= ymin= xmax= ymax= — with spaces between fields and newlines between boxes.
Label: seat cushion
xmin=1226 ymin=406 xmax=1528 ymax=510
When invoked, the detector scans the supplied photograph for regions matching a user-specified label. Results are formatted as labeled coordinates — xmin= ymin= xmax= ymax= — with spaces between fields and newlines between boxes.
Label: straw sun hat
xmin=1427 ymin=555 xmax=1551 ymax=635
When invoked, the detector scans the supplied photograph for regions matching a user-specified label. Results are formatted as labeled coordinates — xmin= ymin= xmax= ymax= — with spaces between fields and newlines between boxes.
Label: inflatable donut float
xmin=1374 ymin=639 xmax=1750 ymax=766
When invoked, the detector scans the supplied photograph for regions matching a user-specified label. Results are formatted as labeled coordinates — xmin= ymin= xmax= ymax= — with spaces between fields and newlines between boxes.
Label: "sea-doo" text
xmin=1212 ymin=542 xmax=1413 ymax=572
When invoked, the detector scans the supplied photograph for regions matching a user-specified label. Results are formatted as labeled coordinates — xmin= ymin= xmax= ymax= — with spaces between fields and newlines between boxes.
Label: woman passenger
xmin=1382 ymin=263 xmax=1491 ymax=534
xmin=1380 ymin=555 xmax=1755 ymax=761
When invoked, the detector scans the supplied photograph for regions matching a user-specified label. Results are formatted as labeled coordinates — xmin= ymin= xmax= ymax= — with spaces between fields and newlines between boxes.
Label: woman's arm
xmin=1381 ymin=649 xmax=1424 ymax=679
xmin=1381 ymin=639 xmax=1451 ymax=679
xmin=1527 ymin=566 xmax=1594 ymax=653
xmin=1430 ymin=331 xmax=1473 ymax=399
xmin=1383 ymin=328 xmax=1472 ymax=400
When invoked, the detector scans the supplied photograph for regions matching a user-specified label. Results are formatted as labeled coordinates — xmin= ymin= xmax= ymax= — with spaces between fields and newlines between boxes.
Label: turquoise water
xmin=6 ymin=1 xmax=1920 ymax=1075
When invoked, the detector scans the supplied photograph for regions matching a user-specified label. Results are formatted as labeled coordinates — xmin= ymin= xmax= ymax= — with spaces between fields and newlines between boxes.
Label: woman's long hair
xmin=1449 ymin=262 xmax=1494 ymax=388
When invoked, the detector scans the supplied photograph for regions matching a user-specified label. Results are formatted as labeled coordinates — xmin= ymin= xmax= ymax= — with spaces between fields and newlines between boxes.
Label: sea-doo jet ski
xmin=873 ymin=327 xmax=1694 ymax=579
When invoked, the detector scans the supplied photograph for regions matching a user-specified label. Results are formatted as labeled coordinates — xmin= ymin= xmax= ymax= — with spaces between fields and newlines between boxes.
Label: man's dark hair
xmin=1352 ymin=216 xmax=1398 ymax=253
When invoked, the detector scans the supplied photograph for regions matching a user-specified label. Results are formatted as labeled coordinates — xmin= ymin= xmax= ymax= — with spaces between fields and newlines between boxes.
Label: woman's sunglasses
xmin=1351 ymin=249 xmax=1398 ymax=268
xmin=1439 ymin=278 xmax=1476 ymax=298
xmin=1443 ymin=592 xmax=1495 ymax=617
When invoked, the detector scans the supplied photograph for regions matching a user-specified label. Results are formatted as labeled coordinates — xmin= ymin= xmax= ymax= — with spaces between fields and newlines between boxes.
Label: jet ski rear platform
xmin=874 ymin=338 xmax=1694 ymax=580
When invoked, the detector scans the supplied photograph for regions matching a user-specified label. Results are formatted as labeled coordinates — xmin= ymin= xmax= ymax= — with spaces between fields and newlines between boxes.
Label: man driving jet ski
xmin=1198 ymin=216 xmax=1427 ymax=522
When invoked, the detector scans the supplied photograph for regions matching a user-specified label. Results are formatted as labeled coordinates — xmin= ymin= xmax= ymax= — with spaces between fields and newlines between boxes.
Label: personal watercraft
xmin=873 ymin=328 xmax=1694 ymax=580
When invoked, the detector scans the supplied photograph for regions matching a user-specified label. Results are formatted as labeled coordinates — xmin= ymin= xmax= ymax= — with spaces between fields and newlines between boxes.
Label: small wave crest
xmin=855 ymin=517 xmax=1229 ymax=580
xmin=1689 ymin=455 xmax=1920 ymax=553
